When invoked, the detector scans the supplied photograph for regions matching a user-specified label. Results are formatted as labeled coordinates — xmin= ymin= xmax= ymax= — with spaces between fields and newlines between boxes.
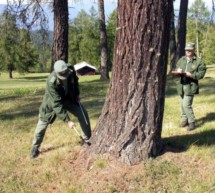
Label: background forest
xmin=0 ymin=4 xmax=116 ymax=76
xmin=0 ymin=0 xmax=214 ymax=77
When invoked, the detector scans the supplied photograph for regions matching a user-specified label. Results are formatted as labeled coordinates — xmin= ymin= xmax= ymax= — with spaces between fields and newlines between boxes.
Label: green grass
xmin=0 ymin=67 xmax=215 ymax=193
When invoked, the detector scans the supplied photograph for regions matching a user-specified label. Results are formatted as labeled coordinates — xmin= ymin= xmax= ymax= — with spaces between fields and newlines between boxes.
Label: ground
xmin=0 ymin=71 xmax=215 ymax=193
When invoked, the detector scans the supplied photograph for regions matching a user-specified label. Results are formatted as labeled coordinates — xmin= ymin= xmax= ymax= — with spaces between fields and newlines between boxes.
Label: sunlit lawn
xmin=0 ymin=66 xmax=215 ymax=193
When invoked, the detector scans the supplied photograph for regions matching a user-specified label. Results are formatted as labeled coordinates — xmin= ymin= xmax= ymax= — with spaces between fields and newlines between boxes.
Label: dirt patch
xmin=63 ymin=146 xmax=145 ymax=192
xmin=59 ymin=144 xmax=215 ymax=193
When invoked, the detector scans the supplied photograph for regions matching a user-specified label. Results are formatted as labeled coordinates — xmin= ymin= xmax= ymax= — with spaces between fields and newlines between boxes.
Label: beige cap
xmin=54 ymin=60 xmax=69 ymax=80
xmin=185 ymin=42 xmax=195 ymax=50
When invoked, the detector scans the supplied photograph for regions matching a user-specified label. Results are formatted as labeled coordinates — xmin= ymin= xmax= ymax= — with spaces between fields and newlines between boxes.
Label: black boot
xmin=180 ymin=120 xmax=188 ymax=127
xmin=187 ymin=122 xmax=195 ymax=131
xmin=31 ymin=147 xmax=40 ymax=159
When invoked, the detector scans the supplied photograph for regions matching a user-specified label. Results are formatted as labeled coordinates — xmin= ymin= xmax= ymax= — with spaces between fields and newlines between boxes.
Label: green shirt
xmin=176 ymin=56 xmax=206 ymax=96
xmin=39 ymin=69 xmax=80 ymax=123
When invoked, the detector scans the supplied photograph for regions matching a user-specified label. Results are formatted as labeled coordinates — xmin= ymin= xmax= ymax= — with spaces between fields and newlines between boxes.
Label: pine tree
xmin=91 ymin=0 xmax=172 ymax=165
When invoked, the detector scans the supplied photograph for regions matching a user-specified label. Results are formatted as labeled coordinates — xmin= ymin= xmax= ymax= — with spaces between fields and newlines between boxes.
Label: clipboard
xmin=171 ymin=71 xmax=186 ymax=75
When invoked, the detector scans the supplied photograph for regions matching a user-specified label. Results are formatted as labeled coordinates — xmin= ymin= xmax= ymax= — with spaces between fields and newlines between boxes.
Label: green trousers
xmin=32 ymin=102 xmax=91 ymax=149
xmin=179 ymin=94 xmax=195 ymax=123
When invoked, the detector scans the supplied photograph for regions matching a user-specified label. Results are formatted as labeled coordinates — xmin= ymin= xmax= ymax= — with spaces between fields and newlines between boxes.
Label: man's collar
xmin=186 ymin=55 xmax=196 ymax=61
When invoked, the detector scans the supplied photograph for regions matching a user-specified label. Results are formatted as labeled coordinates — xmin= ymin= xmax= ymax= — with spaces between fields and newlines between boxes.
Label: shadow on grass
xmin=80 ymin=78 xmax=109 ymax=84
xmin=165 ymin=85 xmax=178 ymax=97
xmin=15 ymin=76 xmax=48 ymax=80
xmin=81 ymin=99 xmax=104 ymax=119
xmin=162 ymin=128 xmax=215 ymax=154
xmin=196 ymin=112 xmax=215 ymax=127
xmin=0 ymin=100 xmax=41 ymax=121
xmin=161 ymin=112 xmax=215 ymax=155
xmin=0 ymin=109 xmax=39 ymax=120
xmin=41 ymin=142 xmax=74 ymax=154
xmin=0 ymin=96 xmax=21 ymax=102
xmin=0 ymin=89 xmax=44 ymax=102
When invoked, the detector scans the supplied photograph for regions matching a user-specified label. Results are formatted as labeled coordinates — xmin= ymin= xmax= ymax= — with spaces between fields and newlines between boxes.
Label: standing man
xmin=175 ymin=42 xmax=206 ymax=131
xmin=31 ymin=60 xmax=91 ymax=158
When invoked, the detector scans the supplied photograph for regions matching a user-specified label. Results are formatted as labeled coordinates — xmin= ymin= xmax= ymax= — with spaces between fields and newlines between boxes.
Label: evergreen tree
xmin=106 ymin=9 xmax=117 ymax=71
xmin=68 ymin=25 xmax=82 ymax=65
xmin=187 ymin=0 xmax=210 ymax=57
xmin=0 ymin=11 xmax=19 ymax=78
xmin=30 ymin=30 xmax=53 ymax=72
xmin=203 ymin=24 xmax=215 ymax=64
xmin=17 ymin=29 xmax=39 ymax=73
xmin=68 ymin=8 xmax=100 ymax=68
xmin=0 ymin=11 xmax=38 ymax=77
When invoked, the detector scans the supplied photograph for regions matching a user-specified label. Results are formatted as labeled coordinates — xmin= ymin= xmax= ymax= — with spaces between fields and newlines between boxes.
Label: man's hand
xmin=68 ymin=121 xmax=76 ymax=129
xmin=185 ymin=72 xmax=192 ymax=78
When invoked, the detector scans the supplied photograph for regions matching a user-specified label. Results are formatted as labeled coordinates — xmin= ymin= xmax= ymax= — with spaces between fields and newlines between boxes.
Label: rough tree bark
xmin=175 ymin=0 xmax=188 ymax=62
xmin=51 ymin=0 xmax=69 ymax=70
xmin=91 ymin=0 xmax=172 ymax=165
xmin=98 ymin=0 xmax=109 ymax=80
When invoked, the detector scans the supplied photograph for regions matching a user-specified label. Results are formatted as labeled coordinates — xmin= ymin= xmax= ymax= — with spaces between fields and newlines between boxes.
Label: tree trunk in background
xmin=195 ymin=16 xmax=200 ymax=57
xmin=91 ymin=0 xmax=172 ymax=165
xmin=8 ymin=63 xmax=13 ymax=79
xmin=98 ymin=0 xmax=109 ymax=80
xmin=175 ymin=0 xmax=188 ymax=62
xmin=169 ymin=0 xmax=177 ymax=73
xmin=51 ymin=0 xmax=68 ymax=71
xmin=213 ymin=0 xmax=215 ymax=14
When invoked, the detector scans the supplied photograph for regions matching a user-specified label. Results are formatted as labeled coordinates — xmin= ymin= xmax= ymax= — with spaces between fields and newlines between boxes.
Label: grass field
xmin=0 ymin=67 xmax=215 ymax=193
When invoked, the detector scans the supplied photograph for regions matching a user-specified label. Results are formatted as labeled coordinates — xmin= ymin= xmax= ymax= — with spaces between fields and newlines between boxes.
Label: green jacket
xmin=176 ymin=56 xmax=206 ymax=96
xmin=39 ymin=67 xmax=80 ymax=124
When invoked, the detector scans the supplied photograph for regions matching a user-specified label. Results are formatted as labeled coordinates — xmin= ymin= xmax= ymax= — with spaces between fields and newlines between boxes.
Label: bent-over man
xmin=31 ymin=60 xmax=91 ymax=158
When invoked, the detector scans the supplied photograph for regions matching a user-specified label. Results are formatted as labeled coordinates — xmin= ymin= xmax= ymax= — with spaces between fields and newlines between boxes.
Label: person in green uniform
xmin=175 ymin=42 xmax=206 ymax=131
xmin=30 ymin=60 xmax=91 ymax=158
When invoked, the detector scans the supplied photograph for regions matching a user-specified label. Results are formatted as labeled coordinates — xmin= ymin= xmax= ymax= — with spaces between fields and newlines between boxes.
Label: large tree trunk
xmin=169 ymin=0 xmax=177 ymax=73
xmin=175 ymin=0 xmax=188 ymax=62
xmin=51 ymin=0 xmax=68 ymax=71
xmin=91 ymin=0 xmax=172 ymax=165
xmin=98 ymin=0 xmax=109 ymax=80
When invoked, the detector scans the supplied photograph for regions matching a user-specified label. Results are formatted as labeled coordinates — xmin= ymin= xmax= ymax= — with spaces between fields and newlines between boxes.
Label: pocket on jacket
xmin=190 ymin=82 xmax=199 ymax=94
xmin=183 ymin=84 xmax=190 ymax=95
xmin=176 ymin=84 xmax=183 ymax=95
